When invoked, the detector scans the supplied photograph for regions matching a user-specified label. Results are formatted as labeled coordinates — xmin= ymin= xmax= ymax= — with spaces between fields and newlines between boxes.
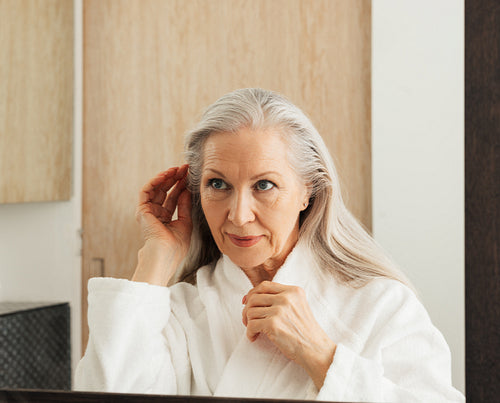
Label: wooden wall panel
xmin=83 ymin=0 xmax=371 ymax=349
xmin=0 ymin=0 xmax=73 ymax=203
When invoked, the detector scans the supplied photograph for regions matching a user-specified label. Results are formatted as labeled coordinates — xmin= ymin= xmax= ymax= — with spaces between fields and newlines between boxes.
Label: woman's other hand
xmin=132 ymin=165 xmax=192 ymax=286
xmin=242 ymin=281 xmax=336 ymax=390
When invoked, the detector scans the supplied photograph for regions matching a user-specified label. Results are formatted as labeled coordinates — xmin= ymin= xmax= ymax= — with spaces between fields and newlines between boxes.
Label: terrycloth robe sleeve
xmin=74 ymin=277 xmax=191 ymax=394
xmin=315 ymin=280 xmax=464 ymax=402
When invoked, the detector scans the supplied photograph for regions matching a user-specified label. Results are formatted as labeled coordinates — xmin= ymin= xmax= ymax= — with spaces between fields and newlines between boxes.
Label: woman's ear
xmin=300 ymin=184 xmax=312 ymax=211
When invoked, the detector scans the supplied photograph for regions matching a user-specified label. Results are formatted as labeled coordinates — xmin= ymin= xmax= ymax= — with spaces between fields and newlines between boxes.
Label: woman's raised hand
xmin=135 ymin=164 xmax=192 ymax=249
xmin=132 ymin=164 xmax=192 ymax=286
xmin=241 ymin=281 xmax=337 ymax=390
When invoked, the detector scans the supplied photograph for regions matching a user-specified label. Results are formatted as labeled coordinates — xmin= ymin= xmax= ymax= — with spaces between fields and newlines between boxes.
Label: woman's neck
xmin=242 ymin=264 xmax=280 ymax=287
xmin=240 ymin=230 xmax=298 ymax=287
xmin=240 ymin=237 xmax=298 ymax=287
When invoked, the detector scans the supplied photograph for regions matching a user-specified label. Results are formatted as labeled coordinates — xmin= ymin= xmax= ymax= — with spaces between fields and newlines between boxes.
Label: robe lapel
xmin=211 ymin=244 xmax=316 ymax=399
xmin=214 ymin=331 xmax=314 ymax=399
xmin=195 ymin=256 xmax=249 ymax=391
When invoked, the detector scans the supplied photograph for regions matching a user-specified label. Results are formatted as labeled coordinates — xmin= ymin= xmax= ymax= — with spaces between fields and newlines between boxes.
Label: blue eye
xmin=209 ymin=178 xmax=228 ymax=190
xmin=256 ymin=180 xmax=274 ymax=191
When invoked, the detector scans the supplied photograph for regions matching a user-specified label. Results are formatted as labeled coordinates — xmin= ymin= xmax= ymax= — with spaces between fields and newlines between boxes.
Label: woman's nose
xmin=227 ymin=191 xmax=255 ymax=226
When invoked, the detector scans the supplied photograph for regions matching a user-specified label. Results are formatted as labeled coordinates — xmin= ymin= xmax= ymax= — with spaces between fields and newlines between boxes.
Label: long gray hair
xmin=180 ymin=88 xmax=412 ymax=290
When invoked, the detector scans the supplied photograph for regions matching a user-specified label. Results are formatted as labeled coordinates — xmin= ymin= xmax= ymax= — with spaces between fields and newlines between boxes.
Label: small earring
xmin=303 ymin=201 xmax=308 ymax=209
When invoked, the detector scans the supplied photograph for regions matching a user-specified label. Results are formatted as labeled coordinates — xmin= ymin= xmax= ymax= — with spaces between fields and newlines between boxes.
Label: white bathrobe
xmin=75 ymin=243 xmax=464 ymax=402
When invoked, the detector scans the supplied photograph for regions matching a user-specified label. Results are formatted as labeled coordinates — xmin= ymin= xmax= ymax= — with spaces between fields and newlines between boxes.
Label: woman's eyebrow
xmin=203 ymin=168 xmax=281 ymax=180
xmin=203 ymin=168 xmax=227 ymax=178
xmin=250 ymin=171 xmax=281 ymax=180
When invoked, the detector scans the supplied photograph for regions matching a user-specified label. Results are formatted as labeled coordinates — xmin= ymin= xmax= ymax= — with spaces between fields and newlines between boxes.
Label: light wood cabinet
xmin=82 ymin=0 xmax=371 ymax=349
xmin=0 ymin=0 xmax=73 ymax=203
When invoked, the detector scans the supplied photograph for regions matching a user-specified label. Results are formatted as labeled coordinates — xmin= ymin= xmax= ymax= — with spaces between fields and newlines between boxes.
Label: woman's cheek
xmin=257 ymin=189 xmax=280 ymax=207
xmin=201 ymin=188 xmax=228 ymax=202
xmin=202 ymin=198 xmax=223 ymax=220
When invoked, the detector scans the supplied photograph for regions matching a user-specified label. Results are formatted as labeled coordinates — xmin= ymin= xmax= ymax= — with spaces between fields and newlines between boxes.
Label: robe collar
xmin=218 ymin=240 xmax=317 ymax=295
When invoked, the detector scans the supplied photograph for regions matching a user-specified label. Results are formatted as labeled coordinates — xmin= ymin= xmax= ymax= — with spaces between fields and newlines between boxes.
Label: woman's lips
xmin=227 ymin=233 xmax=263 ymax=247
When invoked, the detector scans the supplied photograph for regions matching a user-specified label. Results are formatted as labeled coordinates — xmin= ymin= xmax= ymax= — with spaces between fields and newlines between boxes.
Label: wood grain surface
xmin=465 ymin=0 xmax=500 ymax=400
xmin=0 ymin=0 xmax=73 ymax=203
xmin=82 ymin=0 xmax=371 ymax=349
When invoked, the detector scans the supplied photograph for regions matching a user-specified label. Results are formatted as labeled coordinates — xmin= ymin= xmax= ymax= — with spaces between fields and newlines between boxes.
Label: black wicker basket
xmin=0 ymin=302 xmax=71 ymax=390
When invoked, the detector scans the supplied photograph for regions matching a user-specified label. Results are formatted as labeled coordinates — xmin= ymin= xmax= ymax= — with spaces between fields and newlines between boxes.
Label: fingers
xmin=245 ymin=306 xmax=270 ymax=321
xmin=245 ymin=312 xmax=283 ymax=343
xmin=137 ymin=165 xmax=190 ymax=225
xmin=139 ymin=165 xmax=189 ymax=205
xmin=177 ymin=189 xmax=192 ymax=223
xmin=242 ymin=283 xmax=307 ymax=341
xmin=245 ymin=318 xmax=267 ymax=342
xmin=241 ymin=294 xmax=275 ymax=326
xmin=159 ymin=164 xmax=189 ymax=207
xmin=147 ymin=202 xmax=172 ymax=224
xmin=139 ymin=168 xmax=176 ymax=204
xmin=252 ymin=280 xmax=290 ymax=294
xmin=243 ymin=292 xmax=275 ymax=307
xmin=151 ymin=168 xmax=181 ymax=204
xmin=242 ymin=304 xmax=283 ymax=326
xmin=241 ymin=283 xmax=287 ymax=332
xmin=162 ymin=175 xmax=187 ymax=219
xmin=135 ymin=205 xmax=164 ymax=231
xmin=242 ymin=281 xmax=290 ymax=304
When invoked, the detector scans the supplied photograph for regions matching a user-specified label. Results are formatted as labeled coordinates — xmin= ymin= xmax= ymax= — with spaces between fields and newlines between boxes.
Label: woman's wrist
xmin=131 ymin=239 xmax=184 ymax=286
xmin=302 ymin=338 xmax=337 ymax=390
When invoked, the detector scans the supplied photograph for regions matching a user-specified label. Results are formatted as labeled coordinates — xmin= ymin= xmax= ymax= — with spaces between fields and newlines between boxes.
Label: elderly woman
xmin=75 ymin=88 xmax=464 ymax=402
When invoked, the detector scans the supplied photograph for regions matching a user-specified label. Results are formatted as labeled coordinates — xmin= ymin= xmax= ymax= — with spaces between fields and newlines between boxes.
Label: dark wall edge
xmin=465 ymin=0 xmax=500 ymax=400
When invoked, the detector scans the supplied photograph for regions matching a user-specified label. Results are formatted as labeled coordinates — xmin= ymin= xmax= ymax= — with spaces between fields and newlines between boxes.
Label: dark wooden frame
xmin=0 ymin=389 xmax=355 ymax=403
xmin=465 ymin=0 xmax=500 ymax=400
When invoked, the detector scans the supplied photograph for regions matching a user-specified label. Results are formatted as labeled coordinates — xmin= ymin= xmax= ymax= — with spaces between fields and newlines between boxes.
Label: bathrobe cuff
xmin=316 ymin=343 xmax=383 ymax=401
xmin=87 ymin=277 xmax=171 ymax=333
xmin=77 ymin=277 xmax=173 ymax=393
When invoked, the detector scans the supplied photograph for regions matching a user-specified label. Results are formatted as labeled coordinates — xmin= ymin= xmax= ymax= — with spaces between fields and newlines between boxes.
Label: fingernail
xmin=242 ymin=295 xmax=247 ymax=304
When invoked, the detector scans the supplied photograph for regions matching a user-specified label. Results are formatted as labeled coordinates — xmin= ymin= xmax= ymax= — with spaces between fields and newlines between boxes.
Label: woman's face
xmin=200 ymin=127 xmax=310 ymax=272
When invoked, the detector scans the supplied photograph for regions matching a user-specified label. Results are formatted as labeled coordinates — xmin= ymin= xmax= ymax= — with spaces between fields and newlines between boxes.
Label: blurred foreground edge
xmin=0 ymin=389 xmax=349 ymax=403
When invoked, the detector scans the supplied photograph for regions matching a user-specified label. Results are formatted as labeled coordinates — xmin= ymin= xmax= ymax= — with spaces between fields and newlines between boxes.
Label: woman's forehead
xmin=201 ymin=128 xmax=295 ymax=177
xmin=203 ymin=128 xmax=289 ymax=164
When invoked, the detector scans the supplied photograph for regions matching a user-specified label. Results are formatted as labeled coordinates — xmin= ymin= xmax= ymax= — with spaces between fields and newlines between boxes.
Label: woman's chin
xmin=224 ymin=248 xmax=267 ymax=271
